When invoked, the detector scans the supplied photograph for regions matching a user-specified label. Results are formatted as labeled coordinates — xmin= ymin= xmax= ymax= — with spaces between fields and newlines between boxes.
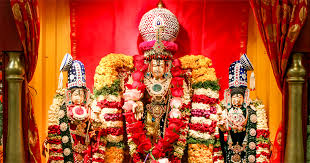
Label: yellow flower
xmin=188 ymin=144 xmax=214 ymax=163
xmin=105 ymin=147 xmax=124 ymax=163
xmin=94 ymin=53 xmax=133 ymax=89
xmin=179 ymin=55 xmax=212 ymax=69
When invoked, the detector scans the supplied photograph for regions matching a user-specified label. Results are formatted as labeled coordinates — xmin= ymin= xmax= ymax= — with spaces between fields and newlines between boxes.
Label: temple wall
xmin=247 ymin=10 xmax=282 ymax=143
xmin=29 ymin=0 xmax=71 ymax=162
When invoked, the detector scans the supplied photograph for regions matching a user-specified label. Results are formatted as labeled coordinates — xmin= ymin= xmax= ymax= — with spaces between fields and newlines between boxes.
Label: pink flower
xmin=169 ymin=109 xmax=182 ymax=119
xmin=132 ymin=71 xmax=144 ymax=81
xmin=170 ymin=87 xmax=184 ymax=97
xmin=123 ymin=89 xmax=142 ymax=101
xmin=170 ymin=97 xmax=183 ymax=109
xmin=170 ymin=66 xmax=184 ymax=77
xmin=158 ymin=158 xmax=169 ymax=163
xmin=171 ymin=77 xmax=184 ymax=88
xmin=172 ymin=58 xmax=182 ymax=67
xmin=133 ymin=55 xmax=144 ymax=63
xmin=132 ymin=81 xmax=146 ymax=91
xmin=122 ymin=100 xmax=137 ymax=112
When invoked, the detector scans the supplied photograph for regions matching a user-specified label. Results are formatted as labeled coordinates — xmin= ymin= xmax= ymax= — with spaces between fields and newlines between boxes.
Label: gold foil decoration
xmin=287 ymin=24 xmax=300 ymax=42
xmin=12 ymin=3 xmax=23 ymax=22
xmin=299 ymin=6 xmax=307 ymax=23
xmin=266 ymin=24 xmax=277 ymax=43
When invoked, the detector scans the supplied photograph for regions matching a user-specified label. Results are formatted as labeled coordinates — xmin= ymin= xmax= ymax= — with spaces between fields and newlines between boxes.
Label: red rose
xmin=164 ymin=129 xmax=179 ymax=144
xmin=171 ymin=77 xmax=184 ymax=88
xmin=136 ymin=141 xmax=152 ymax=154
xmin=135 ymin=62 xmax=148 ymax=72
xmin=132 ymin=71 xmax=144 ymax=81
xmin=131 ymin=133 xmax=146 ymax=145
xmin=124 ymin=112 xmax=136 ymax=124
xmin=127 ymin=121 xmax=144 ymax=133
xmin=172 ymin=58 xmax=182 ymax=67
xmin=133 ymin=55 xmax=144 ymax=63
xmin=152 ymin=146 xmax=164 ymax=159
xmin=171 ymin=88 xmax=183 ymax=97
xmin=133 ymin=153 xmax=141 ymax=162
xmin=132 ymin=81 xmax=146 ymax=91
xmin=170 ymin=87 xmax=184 ymax=97
xmin=170 ymin=66 xmax=184 ymax=77
xmin=167 ymin=119 xmax=183 ymax=132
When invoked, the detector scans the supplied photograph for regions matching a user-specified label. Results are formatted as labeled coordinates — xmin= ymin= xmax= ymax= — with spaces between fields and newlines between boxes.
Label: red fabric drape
xmin=249 ymin=0 xmax=307 ymax=89
xmin=70 ymin=0 xmax=250 ymax=97
xmin=249 ymin=0 xmax=308 ymax=162
xmin=9 ymin=0 xmax=41 ymax=162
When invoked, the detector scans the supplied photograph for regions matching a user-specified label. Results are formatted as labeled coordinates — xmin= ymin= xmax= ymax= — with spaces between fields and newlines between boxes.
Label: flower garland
xmin=123 ymin=56 xmax=190 ymax=162
xmin=94 ymin=53 xmax=133 ymax=90
xmin=47 ymin=88 xmax=66 ymax=162
xmin=252 ymin=100 xmax=271 ymax=163
xmin=92 ymin=54 xmax=133 ymax=162
xmin=179 ymin=55 xmax=224 ymax=163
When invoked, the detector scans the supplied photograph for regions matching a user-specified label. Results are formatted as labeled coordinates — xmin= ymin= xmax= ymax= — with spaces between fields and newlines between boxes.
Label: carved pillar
xmin=284 ymin=53 xmax=306 ymax=163
xmin=4 ymin=52 xmax=25 ymax=162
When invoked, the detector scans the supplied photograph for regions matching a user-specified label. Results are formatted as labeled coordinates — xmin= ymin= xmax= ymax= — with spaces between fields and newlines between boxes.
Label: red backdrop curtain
xmin=9 ymin=0 xmax=41 ymax=162
xmin=249 ymin=0 xmax=308 ymax=162
xmin=70 ymin=0 xmax=250 ymax=97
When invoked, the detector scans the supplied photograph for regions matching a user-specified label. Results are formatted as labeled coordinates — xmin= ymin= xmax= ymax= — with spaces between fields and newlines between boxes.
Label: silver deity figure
xmin=46 ymin=53 xmax=92 ymax=163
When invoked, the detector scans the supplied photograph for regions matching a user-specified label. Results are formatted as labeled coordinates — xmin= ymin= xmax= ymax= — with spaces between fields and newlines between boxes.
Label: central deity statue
xmin=46 ymin=2 xmax=271 ymax=163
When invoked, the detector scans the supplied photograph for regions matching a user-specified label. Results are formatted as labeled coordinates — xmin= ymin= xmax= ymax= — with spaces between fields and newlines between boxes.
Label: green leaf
xmin=192 ymin=80 xmax=220 ymax=91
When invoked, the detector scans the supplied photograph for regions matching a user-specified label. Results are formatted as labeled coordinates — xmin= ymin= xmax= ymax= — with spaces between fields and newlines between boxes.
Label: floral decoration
xmin=47 ymin=88 xmax=66 ymax=162
xmin=252 ymin=100 xmax=271 ymax=163
xmin=179 ymin=55 xmax=224 ymax=163
xmin=91 ymin=53 xmax=133 ymax=162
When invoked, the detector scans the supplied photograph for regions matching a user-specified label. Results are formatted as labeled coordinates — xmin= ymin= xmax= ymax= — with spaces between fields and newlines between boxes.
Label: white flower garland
xmin=104 ymin=121 xmax=123 ymax=128
xmin=252 ymin=100 xmax=271 ymax=162
xmin=191 ymin=117 xmax=213 ymax=125
xmin=189 ymin=129 xmax=214 ymax=140
xmin=193 ymin=88 xmax=219 ymax=99
xmin=191 ymin=102 xmax=211 ymax=110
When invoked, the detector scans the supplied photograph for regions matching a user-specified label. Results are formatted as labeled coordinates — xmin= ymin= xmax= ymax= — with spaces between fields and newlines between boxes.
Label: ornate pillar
xmin=284 ymin=53 xmax=306 ymax=163
xmin=5 ymin=52 xmax=25 ymax=162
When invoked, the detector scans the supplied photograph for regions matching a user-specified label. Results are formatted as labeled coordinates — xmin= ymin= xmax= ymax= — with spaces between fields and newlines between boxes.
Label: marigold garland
xmin=94 ymin=53 xmax=133 ymax=90
xmin=181 ymin=55 xmax=224 ymax=163
xmin=105 ymin=146 xmax=124 ymax=163
xmin=188 ymin=144 xmax=213 ymax=163
xmin=92 ymin=53 xmax=131 ymax=162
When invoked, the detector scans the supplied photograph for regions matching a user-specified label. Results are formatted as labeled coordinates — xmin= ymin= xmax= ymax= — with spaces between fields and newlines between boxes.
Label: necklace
xmin=144 ymin=74 xmax=172 ymax=99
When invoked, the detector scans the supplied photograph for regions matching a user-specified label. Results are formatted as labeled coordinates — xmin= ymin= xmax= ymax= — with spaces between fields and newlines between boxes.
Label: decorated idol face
xmin=231 ymin=93 xmax=244 ymax=108
xmin=71 ymin=88 xmax=85 ymax=105
xmin=151 ymin=59 xmax=166 ymax=79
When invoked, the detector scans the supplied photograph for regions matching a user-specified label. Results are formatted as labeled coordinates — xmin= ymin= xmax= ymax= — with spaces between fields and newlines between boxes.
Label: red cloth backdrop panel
xmin=70 ymin=0 xmax=249 ymax=96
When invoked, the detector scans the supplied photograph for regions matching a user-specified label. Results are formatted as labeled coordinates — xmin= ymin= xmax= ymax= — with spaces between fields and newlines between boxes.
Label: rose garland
xmin=179 ymin=55 xmax=224 ymax=163
xmin=47 ymin=88 xmax=66 ymax=162
xmin=169 ymin=59 xmax=192 ymax=162
xmin=123 ymin=56 xmax=189 ymax=162
xmin=92 ymin=53 xmax=134 ymax=162
xmin=252 ymin=100 xmax=271 ymax=163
